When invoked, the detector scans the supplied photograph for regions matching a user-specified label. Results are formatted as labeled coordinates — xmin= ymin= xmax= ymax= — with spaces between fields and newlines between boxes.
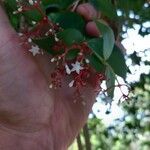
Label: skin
xmin=0 ymin=3 xmax=99 ymax=150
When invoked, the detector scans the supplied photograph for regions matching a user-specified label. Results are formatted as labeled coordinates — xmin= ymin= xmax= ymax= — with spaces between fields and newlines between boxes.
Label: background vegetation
xmin=69 ymin=0 xmax=150 ymax=149
xmin=4 ymin=0 xmax=150 ymax=149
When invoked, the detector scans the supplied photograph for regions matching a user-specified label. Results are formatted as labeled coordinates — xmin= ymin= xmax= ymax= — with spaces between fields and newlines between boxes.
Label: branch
xmin=77 ymin=134 xmax=83 ymax=150
xmin=83 ymin=123 xmax=92 ymax=150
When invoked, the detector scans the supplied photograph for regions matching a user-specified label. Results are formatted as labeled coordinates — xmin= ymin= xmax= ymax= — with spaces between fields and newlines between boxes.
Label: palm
xmin=0 ymin=5 xmax=96 ymax=149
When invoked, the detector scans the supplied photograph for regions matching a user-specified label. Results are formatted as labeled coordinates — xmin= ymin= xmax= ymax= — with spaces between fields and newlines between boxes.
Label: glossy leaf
xmin=57 ymin=29 xmax=84 ymax=46
xmin=3 ymin=2 xmax=20 ymax=31
xmin=90 ymin=0 xmax=117 ymax=20
xmin=23 ymin=4 xmax=45 ymax=22
xmin=49 ymin=12 xmax=85 ymax=33
xmin=87 ymin=38 xmax=105 ymax=72
xmin=9 ymin=14 xmax=21 ymax=30
xmin=66 ymin=49 xmax=80 ymax=60
xmin=24 ymin=11 xmax=42 ymax=22
xmin=42 ymin=0 xmax=75 ymax=9
xmin=22 ymin=2 xmax=45 ymax=22
xmin=105 ymin=67 xmax=115 ymax=98
xmin=88 ymin=54 xmax=105 ymax=72
xmin=4 ymin=0 xmax=17 ymax=10
xmin=96 ymin=20 xmax=115 ymax=60
xmin=32 ymin=37 xmax=55 ymax=54
xmin=107 ymin=45 xmax=127 ymax=79
xmin=87 ymin=38 xmax=103 ymax=56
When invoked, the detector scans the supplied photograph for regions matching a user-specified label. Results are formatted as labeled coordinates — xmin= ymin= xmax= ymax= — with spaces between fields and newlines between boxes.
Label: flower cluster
xmin=9 ymin=0 xmax=129 ymax=102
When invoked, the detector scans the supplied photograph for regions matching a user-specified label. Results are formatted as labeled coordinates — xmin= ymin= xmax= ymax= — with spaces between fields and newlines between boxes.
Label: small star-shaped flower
xmin=29 ymin=45 xmax=40 ymax=56
xmin=69 ymin=80 xmax=74 ymax=87
xmin=65 ymin=64 xmax=71 ymax=75
xmin=29 ymin=0 xmax=34 ymax=5
xmin=71 ymin=61 xmax=84 ymax=74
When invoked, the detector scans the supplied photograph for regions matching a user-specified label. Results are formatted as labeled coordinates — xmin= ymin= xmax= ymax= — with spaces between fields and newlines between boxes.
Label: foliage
xmin=69 ymin=0 xmax=150 ymax=150
xmin=3 ymin=0 xmax=150 ymax=149
xmin=3 ymin=0 xmax=129 ymax=99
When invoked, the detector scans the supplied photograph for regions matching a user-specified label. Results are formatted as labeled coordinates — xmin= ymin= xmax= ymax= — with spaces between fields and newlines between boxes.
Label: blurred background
xmin=69 ymin=0 xmax=150 ymax=149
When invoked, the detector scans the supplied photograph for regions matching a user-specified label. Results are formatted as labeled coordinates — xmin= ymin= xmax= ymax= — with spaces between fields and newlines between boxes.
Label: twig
xmin=77 ymin=134 xmax=83 ymax=150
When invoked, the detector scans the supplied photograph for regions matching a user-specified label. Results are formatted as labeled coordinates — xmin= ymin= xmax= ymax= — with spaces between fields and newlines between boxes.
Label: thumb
xmin=0 ymin=5 xmax=16 ymax=47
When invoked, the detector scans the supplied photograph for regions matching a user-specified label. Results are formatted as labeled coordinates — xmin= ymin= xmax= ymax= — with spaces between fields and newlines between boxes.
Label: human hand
xmin=0 ymin=3 xmax=99 ymax=150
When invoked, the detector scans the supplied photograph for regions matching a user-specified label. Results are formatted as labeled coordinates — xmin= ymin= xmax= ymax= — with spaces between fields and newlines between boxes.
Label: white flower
xmin=54 ymin=35 xmax=59 ymax=42
xmin=65 ymin=64 xmax=71 ymax=75
xmin=85 ymin=59 xmax=90 ymax=64
xmin=18 ymin=33 xmax=23 ymax=36
xmin=71 ymin=61 xmax=84 ymax=74
xmin=18 ymin=6 xmax=23 ymax=12
xmin=29 ymin=45 xmax=40 ymax=56
xmin=32 ymin=21 xmax=36 ymax=25
xmin=69 ymin=80 xmax=74 ymax=87
xmin=50 ymin=58 xmax=55 ymax=62
xmin=13 ymin=11 xmax=17 ymax=14
xmin=29 ymin=0 xmax=34 ymax=5
xmin=78 ymin=52 xmax=83 ymax=56
xmin=49 ymin=29 xmax=53 ymax=32
xmin=58 ymin=56 xmax=61 ymax=60
xmin=28 ymin=38 xmax=32 ymax=43
xmin=49 ymin=84 xmax=53 ymax=89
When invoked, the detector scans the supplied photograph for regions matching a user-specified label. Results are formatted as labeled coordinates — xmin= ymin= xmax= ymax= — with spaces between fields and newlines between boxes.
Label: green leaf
xmin=42 ymin=0 xmax=75 ymax=9
xmin=23 ymin=9 xmax=43 ymax=22
xmin=105 ymin=67 xmax=115 ymax=98
xmin=42 ymin=0 xmax=60 ymax=7
xmin=95 ymin=20 xmax=115 ymax=60
xmin=9 ymin=14 xmax=21 ymax=30
xmin=32 ymin=37 xmax=55 ymax=54
xmin=23 ymin=3 xmax=45 ymax=22
xmin=87 ymin=38 xmax=103 ymax=56
xmin=49 ymin=12 xmax=85 ymax=33
xmin=107 ymin=45 xmax=127 ymax=79
xmin=3 ymin=1 xmax=20 ymax=31
xmin=87 ymin=38 xmax=105 ymax=71
xmin=88 ymin=54 xmax=105 ymax=72
xmin=4 ymin=0 xmax=17 ymax=10
xmin=57 ymin=29 xmax=84 ymax=46
xmin=90 ymin=0 xmax=117 ymax=20
xmin=23 ymin=11 xmax=41 ymax=22
xmin=66 ymin=49 xmax=80 ymax=60
xmin=87 ymin=38 xmax=127 ymax=79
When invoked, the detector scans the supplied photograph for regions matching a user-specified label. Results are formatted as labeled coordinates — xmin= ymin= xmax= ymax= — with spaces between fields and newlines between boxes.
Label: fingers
xmin=76 ymin=3 xmax=100 ymax=37
xmin=86 ymin=21 xmax=100 ymax=37
xmin=76 ymin=3 xmax=98 ymax=21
